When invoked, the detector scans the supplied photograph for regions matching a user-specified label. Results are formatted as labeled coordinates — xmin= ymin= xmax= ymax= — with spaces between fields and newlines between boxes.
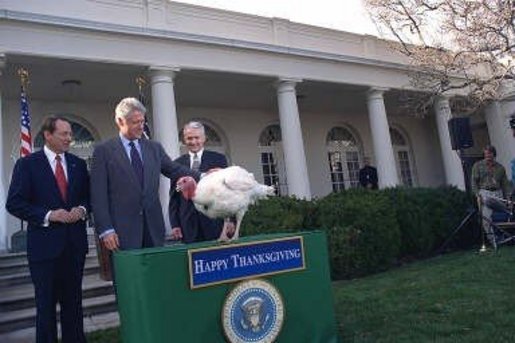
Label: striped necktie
xmin=191 ymin=153 xmax=200 ymax=171
xmin=129 ymin=141 xmax=144 ymax=186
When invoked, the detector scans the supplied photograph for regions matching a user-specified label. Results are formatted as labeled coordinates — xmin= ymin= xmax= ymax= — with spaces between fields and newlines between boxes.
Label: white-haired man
xmin=169 ymin=121 xmax=230 ymax=243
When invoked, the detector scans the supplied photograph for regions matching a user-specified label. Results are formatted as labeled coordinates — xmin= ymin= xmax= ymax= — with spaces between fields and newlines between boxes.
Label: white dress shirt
xmin=189 ymin=149 xmax=204 ymax=168
xmin=42 ymin=145 xmax=86 ymax=226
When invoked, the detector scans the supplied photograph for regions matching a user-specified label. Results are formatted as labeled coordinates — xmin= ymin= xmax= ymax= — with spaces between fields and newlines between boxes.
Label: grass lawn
xmin=335 ymin=246 xmax=515 ymax=342
xmin=88 ymin=246 xmax=515 ymax=342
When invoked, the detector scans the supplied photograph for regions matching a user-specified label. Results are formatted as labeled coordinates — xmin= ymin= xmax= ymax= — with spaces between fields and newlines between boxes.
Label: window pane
xmin=397 ymin=150 xmax=413 ymax=187
xmin=327 ymin=128 xmax=360 ymax=192
xmin=259 ymin=125 xmax=287 ymax=195
xmin=258 ymin=125 xmax=282 ymax=146
xmin=204 ymin=125 xmax=222 ymax=146
xmin=326 ymin=127 xmax=357 ymax=146
xmin=390 ymin=128 xmax=406 ymax=146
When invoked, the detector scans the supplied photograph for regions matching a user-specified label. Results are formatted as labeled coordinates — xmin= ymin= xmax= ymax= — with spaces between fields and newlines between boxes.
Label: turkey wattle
xmin=176 ymin=166 xmax=275 ymax=241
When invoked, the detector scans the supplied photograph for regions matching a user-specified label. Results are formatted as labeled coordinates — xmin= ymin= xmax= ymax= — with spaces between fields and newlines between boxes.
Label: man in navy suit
xmin=359 ymin=157 xmax=378 ymax=190
xmin=6 ymin=116 xmax=89 ymax=343
xmin=169 ymin=121 xmax=229 ymax=243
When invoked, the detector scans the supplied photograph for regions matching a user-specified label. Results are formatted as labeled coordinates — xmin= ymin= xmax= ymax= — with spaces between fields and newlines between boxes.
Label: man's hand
xmin=68 ymin=207 xmax=86 ymax=223
xmin=171 ymin=227 xmax=183 ymax=241
xmin=102 ymin=232 xmax=120 ymax=251
xmin=48 ymin=209 xmax=72 ymax=223
xmin=49 ymin=208 xmax=86 ymax=224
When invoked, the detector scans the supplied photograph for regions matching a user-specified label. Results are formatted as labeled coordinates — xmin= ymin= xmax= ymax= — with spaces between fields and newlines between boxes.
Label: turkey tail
xmin=256 ymin=184 xmax=275 ymax=198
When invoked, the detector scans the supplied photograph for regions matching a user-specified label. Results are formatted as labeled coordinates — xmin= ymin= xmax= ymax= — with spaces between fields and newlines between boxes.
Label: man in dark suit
xmin=6 ymin=116 xmax=89 ymax=343
xmin=90 ymin=97 xmax=199 ymax=252
xmin=359 ymin=157 xmax=378 ymax=190
xmin=169 ymin=121 xmax=229 ymax=243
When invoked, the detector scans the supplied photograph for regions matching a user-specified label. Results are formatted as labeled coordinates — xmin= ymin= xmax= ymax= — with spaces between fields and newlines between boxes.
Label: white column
xmin=276 ymin=78 xmax=311 ymax=199
xmin=487 ymin=83 xmax=515 ymax=181
xmin=434 ymin=96 xmax=466 ymax=190
xmin=0 ymin=55 xmax=6 ymax=251
xmin=366 ymin=88 xmax=399 ymax=188
xmin=148 ymin=66 xmax=181 ymax=232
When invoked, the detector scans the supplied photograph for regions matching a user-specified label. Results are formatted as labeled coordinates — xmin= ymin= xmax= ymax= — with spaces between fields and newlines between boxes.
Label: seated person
xmin=471 ymin=145 xmax=512 ymax=243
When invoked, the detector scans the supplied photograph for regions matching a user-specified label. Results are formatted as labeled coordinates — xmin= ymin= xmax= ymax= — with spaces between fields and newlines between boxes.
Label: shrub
xmin=240 ymin=187 xmax=471 ymax=280
xmin=383 ymin=187 xmax=472 ymax=258
xmin=313 ymin=190 xmax=401 ymax=279
xmin=242 ymin=196 xmax=316 ymax=235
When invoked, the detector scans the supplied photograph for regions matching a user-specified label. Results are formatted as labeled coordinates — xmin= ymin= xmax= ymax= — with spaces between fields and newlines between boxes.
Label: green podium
xmin=114 ymin=231 xmax=339 ymax=342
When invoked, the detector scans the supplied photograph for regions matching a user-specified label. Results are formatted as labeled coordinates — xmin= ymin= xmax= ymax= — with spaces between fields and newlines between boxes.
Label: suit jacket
xmin=169 ymin=150 xmax=228 ymax=243
xmin=6 ymin=150 xmax=90 ymax=262
xmin=90 ymin=137 xmax=199 ymax=249
xmin=359 ymin=165 xmax=378 ymax=189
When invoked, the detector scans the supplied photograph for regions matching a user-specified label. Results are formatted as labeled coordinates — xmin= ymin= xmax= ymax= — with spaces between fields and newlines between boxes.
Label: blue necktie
xmin=129 ymin=141 xmax=144 ymax=186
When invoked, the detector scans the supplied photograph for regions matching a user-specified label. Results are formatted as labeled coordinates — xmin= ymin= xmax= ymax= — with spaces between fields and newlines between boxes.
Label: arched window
xmin=34 ymin=120 xmax=96 ymax=168
xmin=258 ymin=125 xmax=287 ymax=195
xmin=326 ymin=126 xmax=362 ymax=191
xmin=390 ymin=127 xmax=416 ymax=187
xmin=204 ymin=125 xmax=222 ymax=147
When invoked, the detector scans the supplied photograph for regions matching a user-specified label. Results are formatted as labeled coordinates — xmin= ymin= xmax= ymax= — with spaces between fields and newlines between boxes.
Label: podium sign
xmin=189 ymin=236 xmax=305 ymax=288
xmin=114 ymin=231 xmax=340 ymax=343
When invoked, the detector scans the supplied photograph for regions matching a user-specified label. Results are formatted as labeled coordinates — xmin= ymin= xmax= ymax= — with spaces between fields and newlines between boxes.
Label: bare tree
xmin=364 ymin=0 xmax=515 ymax=115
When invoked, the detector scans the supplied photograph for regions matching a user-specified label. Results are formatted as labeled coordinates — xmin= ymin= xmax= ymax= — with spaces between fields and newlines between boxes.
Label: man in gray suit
xmin=90 ymin=97 xmax=199 ymax=251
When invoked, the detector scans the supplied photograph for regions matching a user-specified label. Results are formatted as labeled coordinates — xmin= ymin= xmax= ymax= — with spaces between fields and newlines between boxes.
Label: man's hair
xmin=183 ymin=121 xmax=205 ymax=136
xmin=41 ymin=116 xmax=70 ymax=135
xmin=484 ymin=145 xmax=497 ymax=158
xmin=115 ymin=97 xmax=146 ymax=120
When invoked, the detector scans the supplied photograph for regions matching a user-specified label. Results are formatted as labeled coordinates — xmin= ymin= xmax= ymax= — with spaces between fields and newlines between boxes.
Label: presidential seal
xmin=222 ymin=279 xmax=284 ymax=343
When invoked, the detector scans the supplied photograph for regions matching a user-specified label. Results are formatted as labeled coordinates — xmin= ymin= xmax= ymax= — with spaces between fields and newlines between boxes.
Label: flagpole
xmin=17 ymin=67 xmax=31 ymax=233
xmin=136 ymin=75 xmax=146 ymax=93
xmin=136 ymin=75 xmax=152 ymax=139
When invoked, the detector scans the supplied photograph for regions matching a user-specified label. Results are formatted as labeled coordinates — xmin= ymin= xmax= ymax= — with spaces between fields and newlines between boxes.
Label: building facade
xmin=0 ymin=0 xmax=513 ymax=251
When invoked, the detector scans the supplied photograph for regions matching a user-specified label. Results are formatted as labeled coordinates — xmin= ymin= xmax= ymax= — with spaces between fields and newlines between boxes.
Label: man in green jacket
xmin=471 ymin=145 xmax=511 ymax=245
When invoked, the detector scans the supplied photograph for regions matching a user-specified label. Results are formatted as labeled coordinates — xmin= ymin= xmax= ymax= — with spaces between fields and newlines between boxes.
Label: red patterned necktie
xmin=55 ymin=155 xmax=68 ymax=201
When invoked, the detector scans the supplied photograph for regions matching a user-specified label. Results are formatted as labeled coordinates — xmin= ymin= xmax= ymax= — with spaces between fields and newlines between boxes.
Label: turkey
xmin=176 ymin=166 xmax=275 ymax=241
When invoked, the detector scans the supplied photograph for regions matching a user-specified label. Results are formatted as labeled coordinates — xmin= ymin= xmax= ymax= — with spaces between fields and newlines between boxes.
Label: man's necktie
xmin=129 ymin=141 xmax=144 ymax=186
xmin=191 ymin=153 xmax=200 ymax=171
xmin=55 ymin=155 xmax=67 ymax=201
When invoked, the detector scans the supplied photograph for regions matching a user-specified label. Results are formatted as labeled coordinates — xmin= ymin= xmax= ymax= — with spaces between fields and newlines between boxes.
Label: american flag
xmin=20 ymin=86 xmax=32 ymax=157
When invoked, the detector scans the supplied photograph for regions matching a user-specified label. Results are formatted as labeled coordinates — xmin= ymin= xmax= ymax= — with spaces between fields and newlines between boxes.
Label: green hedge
xmin=382 ymin=187 xmax=471 ymax=258
xmin=241 ymin=186 xmax=472 ymax=280
xmin=242 ymin=196 xmax=316 ymax=235
xmin=313 ymin=190 xmax=400 ymax=279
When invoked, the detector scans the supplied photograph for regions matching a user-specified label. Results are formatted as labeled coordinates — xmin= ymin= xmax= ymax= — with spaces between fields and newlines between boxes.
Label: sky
xmin=172 ymin=0 xmax=379 ymax=36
